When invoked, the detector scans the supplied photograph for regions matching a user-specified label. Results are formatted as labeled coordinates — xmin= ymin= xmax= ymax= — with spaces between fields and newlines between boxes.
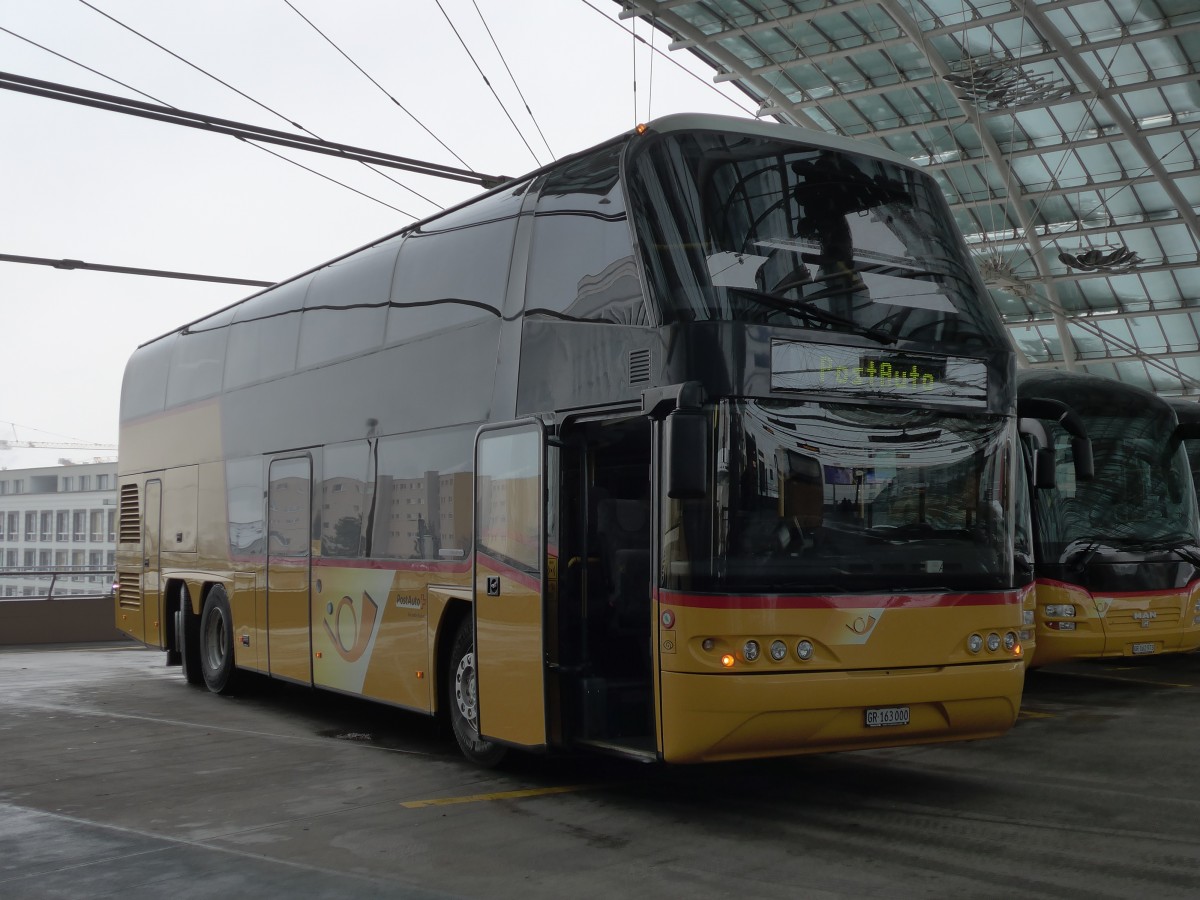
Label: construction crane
xmin=0 ymin=439 xmax=117 ymax=451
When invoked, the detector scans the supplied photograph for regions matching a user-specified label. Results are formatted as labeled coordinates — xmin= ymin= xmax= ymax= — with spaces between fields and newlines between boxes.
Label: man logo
xmin=1132 ymin=610 xmax=1157 ymax=628
xmin=322 ymin=591 xmax=379 ymax=662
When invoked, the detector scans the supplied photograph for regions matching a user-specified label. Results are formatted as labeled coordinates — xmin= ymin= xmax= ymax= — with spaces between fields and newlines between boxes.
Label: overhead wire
xmin=0 ymin=23 xmax=168 ymax=105
xmin=282 ymin=0 xmax=473 ymax=172
xmin=74 ymin=0 xmax=436 ymax=212
xmin=432 ymin=0 xmax=543 ymax=166
xmin=0 ymin=252 xmax=273 ymax=287
xmin=575 ymin=0 xmax=757 ymax=117
xmin=0 ymin=31 xmax=420 ymax=215
xmin=468 ymin=0 xmax=554 ymax=160
xmin=632 ymin=12 xmax=638 ymax=126
xmin=646 ymin=11 xmax=655 ymax=121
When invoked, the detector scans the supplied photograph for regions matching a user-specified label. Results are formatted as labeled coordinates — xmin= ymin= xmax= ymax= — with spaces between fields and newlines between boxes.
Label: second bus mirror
xmin=664 ymin=409 xmax=709 ymax=499
xmin=1034 ymin=447 xmax=1056 ymax=490
xmin=1071 ymin=437 xmax=1094 ymax=482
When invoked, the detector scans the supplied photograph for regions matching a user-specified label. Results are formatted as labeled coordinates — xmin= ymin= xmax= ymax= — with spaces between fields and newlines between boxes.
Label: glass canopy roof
xmin=618 ymin=0 xmax=1200 ymax=397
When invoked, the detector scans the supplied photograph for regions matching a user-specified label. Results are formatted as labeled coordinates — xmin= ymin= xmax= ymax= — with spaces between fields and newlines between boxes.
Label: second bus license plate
xmin=865 ymin=706 xmax=910 ymax=728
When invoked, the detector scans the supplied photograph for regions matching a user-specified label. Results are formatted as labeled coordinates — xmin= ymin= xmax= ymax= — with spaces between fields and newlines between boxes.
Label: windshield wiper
xmin=728 ymin=286 xmax=897 ymax=345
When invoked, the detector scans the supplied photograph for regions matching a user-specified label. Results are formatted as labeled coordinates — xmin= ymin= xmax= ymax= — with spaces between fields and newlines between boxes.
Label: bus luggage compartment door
xmin=473 ymin=421 xmax=548 ymax=749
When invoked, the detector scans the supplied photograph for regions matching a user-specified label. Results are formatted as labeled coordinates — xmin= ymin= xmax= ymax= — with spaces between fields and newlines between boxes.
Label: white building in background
xmin=0 ymin=461 xmax=118 ymax=598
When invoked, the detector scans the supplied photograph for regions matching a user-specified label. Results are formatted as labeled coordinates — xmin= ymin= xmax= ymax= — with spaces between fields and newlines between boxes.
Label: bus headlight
xmin=1003 ymin=632 xmax=1017 ymax=652
xmin=795 ymin=640 xmax=814 ymax=660
xmin=967 ymin=634 xmax=983 ymax=653
xmin=743 ymin=640 xmax=760 ymax=662
xmin=986 ymin=633 xmax=1001 ymax=652
xmin=1022 ymin=610 xmax=1035 ymax=626
xmin=1044 ymin=604 xmax=1076 ymax=618
xmin=769 ymin=640 xmax=788 ymax=661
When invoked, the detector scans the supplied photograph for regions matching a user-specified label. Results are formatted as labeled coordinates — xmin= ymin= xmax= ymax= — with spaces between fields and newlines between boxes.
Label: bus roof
xmin=137 ymin=113 xmax=920 ymax=350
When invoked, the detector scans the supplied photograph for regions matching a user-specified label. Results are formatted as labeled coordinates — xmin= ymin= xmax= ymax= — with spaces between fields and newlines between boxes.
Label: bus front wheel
xmin=447 ymin=616 xmax=506 ymax=767
xmin=199 ymin=585 xmax=238 ymax=694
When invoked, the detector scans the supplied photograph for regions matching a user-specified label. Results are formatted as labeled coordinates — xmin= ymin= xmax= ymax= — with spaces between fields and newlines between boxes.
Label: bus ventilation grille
xmin=628 ymin=348 xmax=651 ymax=384
xmin=119 ymin=483 xmax=141 ymax=544
xmin=117 ymin=571 xmax=141 ymax=611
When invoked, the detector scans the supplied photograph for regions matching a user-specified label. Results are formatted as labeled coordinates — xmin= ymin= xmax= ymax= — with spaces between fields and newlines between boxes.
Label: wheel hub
xmin=454 ymin=651 xmax=478 ymax=726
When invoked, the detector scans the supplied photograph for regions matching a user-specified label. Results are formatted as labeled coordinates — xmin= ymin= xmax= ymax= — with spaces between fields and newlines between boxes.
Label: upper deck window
xmin=627 ymin=130 xmax=1008 ymax=351
xmin=524 ymin=146 xmax=647 ymax=326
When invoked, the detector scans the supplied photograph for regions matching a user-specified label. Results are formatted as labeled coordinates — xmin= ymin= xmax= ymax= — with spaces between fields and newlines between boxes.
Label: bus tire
xmin=199 ymin=585 xmax=238 ymax=694
xmin=447 ymin=616 xmax=506 ymax=767
xmin=178 ymin=585 xmax=204 ymax=686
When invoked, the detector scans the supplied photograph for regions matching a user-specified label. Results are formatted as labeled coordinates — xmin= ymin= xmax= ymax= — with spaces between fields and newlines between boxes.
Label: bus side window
xmin=371 ymin=426 xmax=475 ymax=561
xmin=320 ymin=441 xmax=373 ymax=559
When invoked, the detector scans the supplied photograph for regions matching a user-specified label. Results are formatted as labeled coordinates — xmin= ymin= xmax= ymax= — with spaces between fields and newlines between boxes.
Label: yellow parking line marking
xmin=402 ymin=784 xmax=594 ymax=809
xmin=1018 ymin=709 xmax=1056 ymax=719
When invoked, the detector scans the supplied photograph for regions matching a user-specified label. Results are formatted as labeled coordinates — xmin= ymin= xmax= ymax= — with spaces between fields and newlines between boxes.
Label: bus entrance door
xmin=473 ymin=421 xmax=547 ymax=750
xmin=266 ymin=456 xmax=313 ymax=685
xmin=567 ymin=417 xmax=656 ymax=759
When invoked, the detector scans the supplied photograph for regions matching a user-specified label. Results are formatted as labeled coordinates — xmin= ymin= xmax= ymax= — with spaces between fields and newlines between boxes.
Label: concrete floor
xmin=2 ymin=642 xmax=1198 ymax=899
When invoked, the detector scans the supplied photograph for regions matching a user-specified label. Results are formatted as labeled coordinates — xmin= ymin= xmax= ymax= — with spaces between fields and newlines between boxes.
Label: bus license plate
xmin=865 ymin=706 xmax=910 ymax=728
xmin=1131 ymin=642 xmax=1157 ymax=655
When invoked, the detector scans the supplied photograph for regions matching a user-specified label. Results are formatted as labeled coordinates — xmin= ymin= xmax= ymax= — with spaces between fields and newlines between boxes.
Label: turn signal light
xmin=720 ymin=654 xmax=735 ymax=668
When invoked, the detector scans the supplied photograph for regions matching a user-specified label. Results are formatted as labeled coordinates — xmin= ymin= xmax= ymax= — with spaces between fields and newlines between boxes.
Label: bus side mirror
xmin=1071 ymin=437 xmax=1094 ymax=481
xmin=664 ymin=409 xmax=708 ymax=499
xmin=1034 ymin=447 xmax=1056 ymax=490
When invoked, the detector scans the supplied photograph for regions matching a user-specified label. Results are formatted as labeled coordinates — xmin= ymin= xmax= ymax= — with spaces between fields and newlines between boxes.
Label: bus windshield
xmin=665 ymin=400 xmax=1014 ymax=593
xmin=627 ymin=130 xmax=1008 ymax=350
xmin=1034 ymin=408 xmax=1198 ymax=559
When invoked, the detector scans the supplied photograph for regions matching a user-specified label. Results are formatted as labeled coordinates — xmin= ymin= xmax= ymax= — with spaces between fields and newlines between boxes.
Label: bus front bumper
xmin=658 ymin=661 xmax=1024 ymax=764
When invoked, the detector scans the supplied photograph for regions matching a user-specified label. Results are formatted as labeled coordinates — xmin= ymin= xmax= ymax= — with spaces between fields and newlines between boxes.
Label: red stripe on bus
xmin=658 ymin=589 xmax=1020 ymax=610
xmin=1035 ymin=576 xmax=1200 ymax=600
xmin=311 ymin=556 xmax=472 ymax=574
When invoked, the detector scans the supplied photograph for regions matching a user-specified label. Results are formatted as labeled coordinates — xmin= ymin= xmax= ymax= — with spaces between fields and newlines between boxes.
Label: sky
xmin=0 ymin=0 xmax=755 ymax=469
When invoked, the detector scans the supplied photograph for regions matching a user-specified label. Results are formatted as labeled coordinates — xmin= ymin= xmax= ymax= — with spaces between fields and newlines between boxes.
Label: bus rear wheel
xmin=447 ymin=616 xmax=506 ymax=767
xmin=199 ymin=585 xmax=238 ymax=694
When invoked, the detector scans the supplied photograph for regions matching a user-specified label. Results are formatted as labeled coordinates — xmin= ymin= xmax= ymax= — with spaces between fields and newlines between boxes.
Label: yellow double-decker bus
xmin=1018 ymin=371 xmax=1200 ymax=667
xmin=117 ymin=113 xmax=1034 ymax=765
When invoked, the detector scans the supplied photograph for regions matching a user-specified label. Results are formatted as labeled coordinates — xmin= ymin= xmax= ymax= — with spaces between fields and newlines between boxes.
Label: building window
xmin=80 ymin=475 xmax=91 ymax=491
xmin=72 ymin=510 xmax=87 ymax=542
xmin=90 ymin=510 xmax=105 ymax=542
xmin=56 ymin=511 xmax=69 ymax=541
xmin=62 ymin=477 xmax=73 ymax=491
xmin=6 ymin=512 xmax=18 ymax=541
xmin=25 ymin=512 xmax=36 ymax=541
xmin=97 ymin=474 xmax=109 ymax=490
xmin=106 ymin=510 xmax=116 ymax=542
xmin=12 ymin=480 xmax=23 ymax=494
xmin=40 ymin=511 xmax=53 ymax=541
